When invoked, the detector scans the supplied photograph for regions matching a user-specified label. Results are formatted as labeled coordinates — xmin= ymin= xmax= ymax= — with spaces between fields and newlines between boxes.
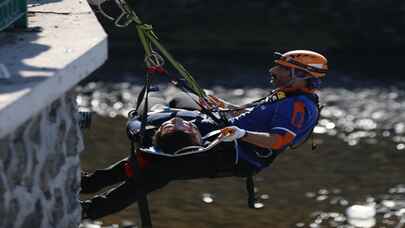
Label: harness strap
xmin=139 ymin=124 xmax=152 ymax=226
xmin=158 ymin=70 xmax=228 ymax=126
xmin=128 ymin=71 xmax=153 ymax=228
xmin=215 ymin=90 xmax=284 ymax=114
xmin=246 ymin=175 xmax=257 ymax=209
xmin=202 ymin=129 xmax=221 ymax=140
xmin=140 ymin=137 xmax=223 ymax=157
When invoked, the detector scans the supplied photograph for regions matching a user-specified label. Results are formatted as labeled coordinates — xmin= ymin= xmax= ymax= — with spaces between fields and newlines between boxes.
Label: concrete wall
xmin=0 ymin=93 xmax=83 ymax=228
xmin=0 ymin=0 xmax=107 ymax=226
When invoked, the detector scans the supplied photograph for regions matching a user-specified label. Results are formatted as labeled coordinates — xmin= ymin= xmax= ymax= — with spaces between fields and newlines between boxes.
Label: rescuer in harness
xmin=80 ymin=50 xmax=329 ymax=220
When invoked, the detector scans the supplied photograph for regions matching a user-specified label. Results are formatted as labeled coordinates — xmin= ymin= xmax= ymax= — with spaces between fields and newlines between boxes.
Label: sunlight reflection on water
xmin=299 ymin=185 xmax=405 ymax=228
xmin=76 ymin=82 xmax=405 ymax=147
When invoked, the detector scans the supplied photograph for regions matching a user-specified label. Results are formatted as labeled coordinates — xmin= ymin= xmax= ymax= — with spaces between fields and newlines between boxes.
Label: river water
xmin=78 ymin=71 xmax=405 ymax=228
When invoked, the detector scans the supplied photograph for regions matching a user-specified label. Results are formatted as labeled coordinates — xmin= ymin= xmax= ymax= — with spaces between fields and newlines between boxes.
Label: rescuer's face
xmin=160 ymin=117 xmax=202 ymax=145
xmin=269 ymin=65 xmax=292 ymax=88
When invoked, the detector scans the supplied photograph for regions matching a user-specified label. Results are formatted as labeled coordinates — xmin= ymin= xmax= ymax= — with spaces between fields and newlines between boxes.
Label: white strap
xmin=271 ymin=127 xmax=297 ymax=137
xmin=202 ymin=130 xmax=222 ymax=140
xmin=140 ymin=137 xmax=223 ymax=158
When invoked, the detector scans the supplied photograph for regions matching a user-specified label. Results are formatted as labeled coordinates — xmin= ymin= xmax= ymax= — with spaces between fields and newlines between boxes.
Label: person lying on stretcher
xmin=81 ymin=116 xmax=245 ymax=220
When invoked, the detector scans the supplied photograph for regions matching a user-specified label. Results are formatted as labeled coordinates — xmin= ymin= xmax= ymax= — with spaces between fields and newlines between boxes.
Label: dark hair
xmin=153 ymin=130 xmax=198 ymax=154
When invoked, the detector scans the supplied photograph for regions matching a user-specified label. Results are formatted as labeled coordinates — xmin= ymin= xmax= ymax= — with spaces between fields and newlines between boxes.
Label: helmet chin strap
xmin=277 ymin=68 xmax=296 ymax=91
xmin=271 ymin=66 xmax=312 ymax=92
xmin=277 ymin=68 xmax=312 ymax=92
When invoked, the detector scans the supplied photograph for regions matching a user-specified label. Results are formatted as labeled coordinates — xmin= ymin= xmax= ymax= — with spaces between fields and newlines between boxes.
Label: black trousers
xmin=81 ymin=142 xmax=254 ymax=220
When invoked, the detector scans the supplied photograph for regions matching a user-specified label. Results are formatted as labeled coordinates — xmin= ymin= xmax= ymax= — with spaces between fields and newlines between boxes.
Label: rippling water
xmin=76 ymin=80 xmax=405 ymax=149
xmin=78 ymin=76 xmax=405 ymax=228
xmin=301 ymin=185 xmax=405 ymax=228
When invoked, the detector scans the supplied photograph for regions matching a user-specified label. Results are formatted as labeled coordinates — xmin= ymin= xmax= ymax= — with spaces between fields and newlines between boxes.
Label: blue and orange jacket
xmin=230 ymin=92 xmax=320 ymax=171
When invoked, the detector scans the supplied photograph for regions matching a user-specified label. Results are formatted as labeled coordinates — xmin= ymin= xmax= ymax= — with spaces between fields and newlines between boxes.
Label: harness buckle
xmin=255 ymin=149 xmax=273 ymax=158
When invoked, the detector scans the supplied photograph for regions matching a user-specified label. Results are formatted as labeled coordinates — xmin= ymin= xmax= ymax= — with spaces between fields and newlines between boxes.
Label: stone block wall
xmin=0 ymin=93 xmax=84 ymax=228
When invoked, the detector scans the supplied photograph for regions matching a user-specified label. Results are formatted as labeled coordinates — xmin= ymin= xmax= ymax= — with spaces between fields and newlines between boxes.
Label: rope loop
xmin=114 ymin=12 xmax=133 ymax=27
xmin=96 ymin=0 xmax=114 ymax=21
xmin=113 ymin=0 xmax=135 ymax=27
xmin=96 ymin=0 xmax=143 ymax=27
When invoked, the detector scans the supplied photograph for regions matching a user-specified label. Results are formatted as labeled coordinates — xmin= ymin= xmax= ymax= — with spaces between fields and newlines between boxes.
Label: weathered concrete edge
xmin=0 ymin=38 xmax=107 ymax=138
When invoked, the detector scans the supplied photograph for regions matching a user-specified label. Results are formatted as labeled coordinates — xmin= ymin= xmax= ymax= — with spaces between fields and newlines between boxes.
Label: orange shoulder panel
xmin=271 ymin=132 xmax=295 ymax=150
xmin=291 ymin=101 xmax=306 ymax=129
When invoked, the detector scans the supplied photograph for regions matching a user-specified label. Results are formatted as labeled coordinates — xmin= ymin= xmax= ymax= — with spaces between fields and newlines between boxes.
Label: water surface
xmin=79 ymin=73 xmax=405 ymax=228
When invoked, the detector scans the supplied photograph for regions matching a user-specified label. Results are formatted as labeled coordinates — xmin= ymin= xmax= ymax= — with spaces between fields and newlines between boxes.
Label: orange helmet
xmin=274 ymin=50 xmax=328 ymax=78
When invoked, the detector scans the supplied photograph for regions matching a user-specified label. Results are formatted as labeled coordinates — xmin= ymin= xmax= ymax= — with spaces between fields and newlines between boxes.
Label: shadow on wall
xmin=0 ymin=27 xmax=55 ymax=94
xmin=27 ymin=0 xmax=63 ymax=7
